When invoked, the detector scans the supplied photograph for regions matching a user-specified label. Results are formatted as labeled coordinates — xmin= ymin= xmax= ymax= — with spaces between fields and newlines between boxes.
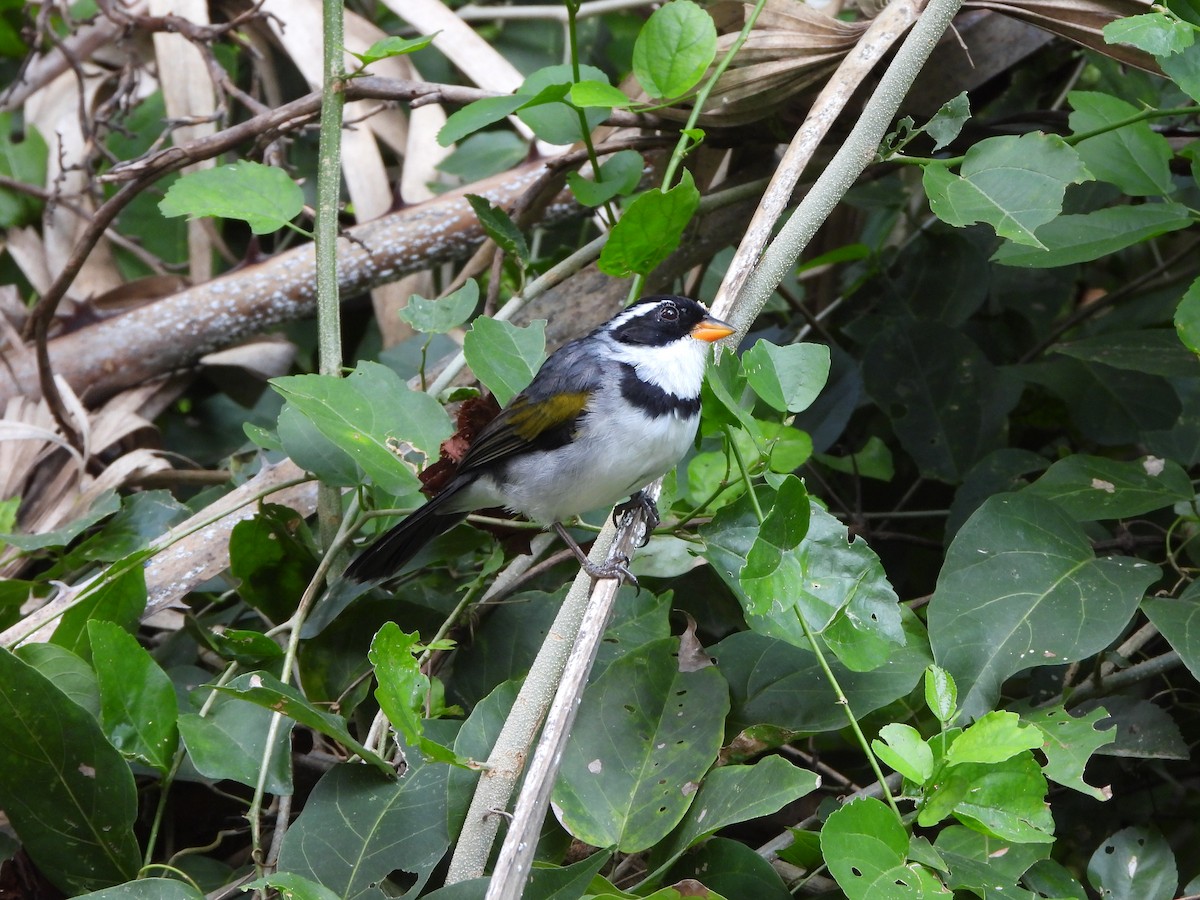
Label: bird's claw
xmin=581 ymin=553 xmax=639 ymax=590
xmin=612 ymin=491 xmax=660 ymax=548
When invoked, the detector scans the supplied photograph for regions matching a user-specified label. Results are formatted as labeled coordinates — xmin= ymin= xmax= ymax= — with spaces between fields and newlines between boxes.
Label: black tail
xmin=344 ymin=486 xmax=469 ymax=582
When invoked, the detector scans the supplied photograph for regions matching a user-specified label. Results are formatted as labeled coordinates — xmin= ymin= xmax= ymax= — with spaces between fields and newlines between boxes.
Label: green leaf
xmin=1174 ymin=275 xmax=1200 ymax=356
xmin=569 ymin=80 xmax=632 ymax=108
xmin=272 ymin=362 xmax=453 ymax=495
xmin=462 ymin=316 xmax=546 ymax=405
xmin=632 ymin=0 xmax=717 ymax=100
xmin=567 ymin=149 xmax=645 ymax=207
xmin=14 ymin=643 xmax=100 ymax=717
xmin=922 ymin=133 xmax=1091 ymax=247
xmin=664 ymin=837 xmax=786 ymax=900
xmin=465 ymin=193 xmax=529 ymax=261
xmin=214 ymin=671 xmax=393 ymax=776
xmin=924 ymin=665 xmax=957 ymax=725
xmin=740 ymin=340 xmax=831 ymax=412
xmin=924 ymin=92 xmax=970 ymax=152
xmin=368 ymin=623 xmax=462 ymax=765
xmin=1067 ymin=91 xmax=1174 ymax=195
xmin=949 ymin=753 xmax=1054 ymax=843
xmin=51 ymin=563 xmax=147 ymax=660
xmin=1103 ymin=12 xmax=1195 ymax=56
xmin=1023 ymin=859 xmax=1088 ymax=900
xmin=0 ymin=648 xmax=141 ymax=895
xmin=1158 ymin=42 xmax=1200 ymax=102
xmin=278 ymin=762 xmax=449 ymax=899
xmin=73 ymin=490 xmax=188 ymax=563
xmin=928 ymin=493 xmax=1159 ymax=720
xmin=945 ymin=710 xmax=1043 ymax=766
xmin=992 ymin=203 xmax=1193 ymax=267
xmin=229 ymin=503 xmax=315 ymax=623
xmin=516 ymin=64 xmax=611 ymax=144
xmin=934 ymin=825 xmax=1049 ymax=894
xmin=872 ymin=723 xmax=934 ymax=784
xmin=1023 ymin=705 xmax=1116 ymax=799
xmin=814 ymin=436 xmax=894 ymax=482
xmin=158 ymin=160 xmax=304 ymax=234
xmin=820 ymin=797 xmax=921 ymax=899
xmin=1021 ymin=454 xmax=1193 ymax=520
xmin=398 ymin=279 xmax=479 ymax=334
xmin=0 ymin=114 xmax=48 ymax=227
xmin=2 ymin=489 xmax=121 ymax=551
xmin=277 ymin=403 xmax=361 ymax=487
xmin=552 ymin=637 xmax=729 ymax=852
xmin=1087 ymin=827 xmax=1177 ymax=900
xmin=75 ymin=879 xmax=205 ymax=900
xmin=351 ymin=33 xmax=437 ymax=65
xmin=178 ymin=695 xmax=293 ymax=793
xmin=439 ymin=94 xmax=530 ymax=147
xmin=436 ymin=132 xmax=528 ymax=182
xmin=1051 ymin=328 xmax=1200 ymax=378
xmin=88 ymin=620 xmax=178 ymax=774
xmin=739 ymin=476 xmax=812 ymax=616
xmin=1142 ymin=588 xmax=1200 ymax=682
xmin=598 ymin=170 xmax=700 ymax=277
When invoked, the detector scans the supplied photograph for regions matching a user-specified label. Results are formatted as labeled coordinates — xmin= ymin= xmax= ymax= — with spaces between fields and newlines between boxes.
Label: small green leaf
xmin=1021 ymin=453 xmax=1193 ymax=521
xmin=398 ymin=279 xmax=479 ymax=334
xmin=739 ymin=476 xmax=811 ymax=617
xmin=945 ymin=711 xmax=1043 ymax=766
xmin=177 ymin=696 xmax=293 ymax=793
xmin=741 ymin=340 xmax=831 ymax=412
xmin=599 ymin=170 xmax=700 ymax=277
xmin=466 ymin=194 xmax=528 ymax=261
xmin=351 ymin=33 xmax=437 ymax=65
xmin=633 ymin=0 xmax=717 ymax=100
xmin=1087 ymin=827 xmax=1177 ymax=900
xmin=516 ymin=65 xmax=610 ymax=145
xmin=1158 ymin=42 xmax=1200 ymax=102
xmin=924 ymin=665 xmax=957 ymax=724
xmin=567 ymin=149 xmax=645 ymax=207
xmin=950 ymin=753 xmax=1054 ymax=843
xmin=159 ymin=160 xmax=304 ymax=234
xmin=436 ymin=132 xmax=528 ymax=182
xmin=1067 ymin=91 xmax=1174 ymax=196
xmin=439 ymin=94 xmax=530 ymax=147
xmin=923 ymin=133 xmax=1091 ymax=247
xmin=229 ymin=504 xmax=314 ymax=623
xmin=924 ymin=92 xmax=970 ymax=152
xmin=1103 ymin=13 xmax=1195 ymax=56
xmin=462 ymin=316 xmax=546 ymax=405
xmin=569 ymin=80 xmax=632 ymax=108
xmin=992 ymin=202 xmax=1193 ymax=268
xmin=814 ymin=436 xmax=894 ymax=482
xmin=0 ymin=114 xmax=48 ymax=227
xmin=1174 ymin=275 xmax=1200 ymax=356
xmin=1023 ymin=705 xmax=1116 ymax=799
xmin=821 ymin=797 xmax=917 ymax=899
xmin=872 ymin=723 xmax=934 ymax=784
xmin=52 ymin=563 xmax=146 ymax=660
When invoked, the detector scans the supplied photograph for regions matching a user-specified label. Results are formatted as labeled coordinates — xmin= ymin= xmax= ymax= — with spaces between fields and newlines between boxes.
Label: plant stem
xmin=727 ymin=425 xmax=765 ymax=523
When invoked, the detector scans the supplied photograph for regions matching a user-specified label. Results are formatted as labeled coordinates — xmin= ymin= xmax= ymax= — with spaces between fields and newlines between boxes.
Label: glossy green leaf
xmin=814 ymin=435 xmax=894 ymax=482
xmin=739 ymin=476 xmax=812 ymax=616
xmin=552 ymin=637 xmax=729 ymax=852
xmin=88 ymin=620 xmax=178 ymax=774
xmin=465 ymin=193 xmax=528 ymax=262
xmin=1158 ymin=42 xmax=1200 ymax=102
xmin=1052 ymin=328 xmax=1200 ymax=378
xmin=462 ymin=316 xmax=546 ymax=405
xmin=352 ymin=33 xmax=437 ymax=65
xmin=1174 ymin=275 xmax=1200 ymax=356
xmin=633 ymin=0 xmax=717 ymax=99
xmin=1091 ymin=695 xmax=1188 ymax=760
xmin=369 ymin=623 xmax=462 ymax=765
xmin=1142 ymin=588 xmax=1200 ymax=682
xmin=51 ymin=563 xmax=147 ymax=660
xmin=923 ymin=133 xmax=1090 ymax=247
xmin=598 ymin=170 xmax=700 ymax=277
xmin=1087 ymin=827 xmax=1177 ymax=900
xmin=272 ymin=361 xmax=453 ymax=494
xmin=73 ymin=490 xmax=188 ymax=563
xmin=1067 ymin=91 xmax=1174 ymax=195
xmin=1023 ymin=705 xmax=1116 ymax=799
xmin=569 ymin=80 xmax=632 ymax=108
xmin=159 ymin=160 xmax=303 ymax=233
xmin=740 ymin=340 xmax=831 ymax=412
xmin=1103 ymin=12 xmax=1195 ymax=56
xmin=567 ymin=149 xmax=644 ymax=207
xmin=945 ymin=711 xmax=1043 ymax=766
xmin=992 ymin=203 xmax=1193 ymax=268
xmin=75 ymin=879 xmax=205 ymax=900
xmin=924 ymin=665 xmax=957 ymax=725
xmin=229 ymin=503 xmax=314 ymax=622
xmin=934 ymin=825 xmax=1049 ymax=893
xmin=872 ymin=723 xmax=933 ymax=783
xmin=1023 ymin=859 xmax=1089 ymax=900
xmin=277 ymin=403 xmax=361 ymax=487
xmin=0 ymin=648 xmax=141 ymax=895
xmin=278 ymin=762 xmax=449 ymax=899
xmin=924 ymin=92 xmax=970 ymax=152
xmin=2 ymin=490 xmax=120 ymax=551
xmin=398 ymin=280 xmax=479 ymax=334
xmin=14 ymin=642 xmax=100 ymax=717
xmin=178 ymin=694 xmax=293 ymax=793
xmin=516 ymin=65 xmax=610 ymax=144
xmin=949 ymin=753 xmax=1053 ymax=843
xmin=1021 ymin=454 xmax=1193 ymax=520
xmin=821 ymin=797 xmax=920 ymax=899
xmin=664 ymin=837 xmax=786 ymax=900
xmin=438 ymin=94 xmax=530 ymax=147
xmin=928 ymin=493 xmax=1158 ymax=720
xmin=436 ymin=132 xmax=528 ymax=182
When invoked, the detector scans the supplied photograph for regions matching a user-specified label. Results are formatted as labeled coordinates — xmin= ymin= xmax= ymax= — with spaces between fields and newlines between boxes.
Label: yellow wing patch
xmin=507 ymin=391 xmax=590 ymax=440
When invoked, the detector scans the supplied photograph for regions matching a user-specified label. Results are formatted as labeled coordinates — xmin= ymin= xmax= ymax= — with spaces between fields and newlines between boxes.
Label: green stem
xmin=726 ymin=425 xmax=765 ymax=523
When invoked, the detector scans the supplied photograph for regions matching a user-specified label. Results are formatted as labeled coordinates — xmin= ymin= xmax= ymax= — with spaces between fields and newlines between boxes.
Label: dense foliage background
xmin=0 ymin=0 xmax=1199 ymax=898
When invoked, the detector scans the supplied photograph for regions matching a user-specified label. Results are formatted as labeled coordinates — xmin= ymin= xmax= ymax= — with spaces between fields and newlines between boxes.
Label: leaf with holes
xmin=1024 ymin=705 xmax=1116 ymax=799
xmin=1087 ymin=827 xmax=1177 ymax=900
xmin=821 ymin=797 xmax=929 ymax=899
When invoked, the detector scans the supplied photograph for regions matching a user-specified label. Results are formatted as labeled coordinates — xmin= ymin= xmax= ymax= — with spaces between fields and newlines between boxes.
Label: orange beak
xmin=690 ymin=315 xmax=735 ymax=343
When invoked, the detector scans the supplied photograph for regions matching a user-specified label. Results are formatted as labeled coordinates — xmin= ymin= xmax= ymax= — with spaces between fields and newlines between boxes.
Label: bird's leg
xmin=552 ymin=522 xmax=637 ymax=586
xmin=612 ymin=490 xmax=660 ymax=548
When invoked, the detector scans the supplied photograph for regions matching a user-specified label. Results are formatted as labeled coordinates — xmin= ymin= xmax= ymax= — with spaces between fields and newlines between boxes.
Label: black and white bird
xmin=345 ymin=294 xmax=734 ymax=582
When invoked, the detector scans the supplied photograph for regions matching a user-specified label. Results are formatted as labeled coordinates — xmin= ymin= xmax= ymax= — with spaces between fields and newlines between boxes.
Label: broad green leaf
xmin=1051 ymin=328 xmax=1200 ymax=378
xmin=928 ymin=493 xmax=1159 ymax=720
xmin=739 ymin=476 xmax=812 ymax=616
xmin=663 ymin=837 xmax=786 ymax=900
xmin=924 ymin=665 xmax=957 ymax=725
xmin=1087 ymin=827 xmax=1177 ymax=900
xmin=1022 ymin=454 xmax=1193 ymax=520
xmin=215 ymin=671 xmax=392 ymax=775
xmin=465 ymin=193 xmax=529 ymax=261
xmin=1067 ymin=91 xmax=1174 ymax=195
xmin=924 ymin=92 xmax=970 ymax=152
xmin=872 ymin=723 xmax=933 ymax=784
xmin=1024 ymin=859 xmax=1088 ymax=899
xmin=205 ymin=627 xmax=284 ymax=668
xmin=14 ymin=642 xmax=100 ymax=717
xmin=51 ymin=562 xmax=146 ymax=660
xmin=759 ymin=420 xmax=814 ymax=474
xmin=934 ymin=825 xmax=1049 ymax=894
xmin=1158 ymin=42 xmax=1200 ymax=102
xmin=552 ymin=637 xmax=729 ymax=852
xmin=0 ymin=649 xmax=141 ymax=895
xmin=368 ymin=623 xmax=462 ymax=765
xmin=632 ymin=0 xmax=717 ymax=99
xmin=178 ymin=694 xmax=293 ymax=793
xmin=1023 ymin=705 xmax=1116 ymax=799
xmin=1142 ymin=588 xmax=1200 ymax=682
xmin=569 ymin=80 xmax=632 ymax=108
xmin=75 ymin=879 xmax=205 ymax=900
xmin=352 ymin=33 xmax=437 ymax=65
xmin=439 ymin=94 xmax=530 ymax=147
xmin=278 ymin=762 xmax=449 ymax=900
xmin=1103 ymin=12 xmax=1195 ymax=56
xmin=436 ymin=132 xmax=528 ymax=182
xmin=660 ymin=756 xmax=819 ymax=859
xmin=950 ymin=753 xmax=1053 ymax=843
xmin=516 ymin=65 xmax=610 ymax=144
xmin=88 ymin=620 xmax=178 ymax=774
xmin=1174 ymin=275 xmax=1200 ymax=356
xmin=159 ymin=160 xmax=303 ymax=233
xmin=277 ymin=402 xmax=361 ymax=487
xmin=992 ymin=203 xmax=1193 ymax=267
xmin=821 ymin=797 xmax=921 ymax=899
xmin=462 ymin=316 xmax=546 ymax=405
xmin=272 ymin=362 xmax=453 ymax=495
xmin=740 ymin=340 xmax=831 ymax=412
xmin=1092 ymin=695 xmax=1188 ymax=760
xmin=73 ymin=490 xmax=188 ymax=563
xmin=923 ymin=133 xmax=1091 ymax=247
xmin=567 ymin=149 xmax=644 ymax=207
xmin=398 ymin=280 xmax=479 ymax=334
xmin=1 ymin=489 xmax=120 ymax=551
xmin=945 ymin=711 xmax=1043 ymax=766
xmin=229 ymin=503 xmax=315 ymax=622
xmin=598 ymin=170 xmax=700 ymax=277
xmin=0 ymin=114 xmax=48 ymax=227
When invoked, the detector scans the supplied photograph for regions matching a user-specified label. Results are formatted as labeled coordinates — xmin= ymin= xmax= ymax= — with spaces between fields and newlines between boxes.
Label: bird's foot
xmin=580 ymin=553 xmax=638 ymax=588
xmin=612 ymin=491 xmax=660 ymax=547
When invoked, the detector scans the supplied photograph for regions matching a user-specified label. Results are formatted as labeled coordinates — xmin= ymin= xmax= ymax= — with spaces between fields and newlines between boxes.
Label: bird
xmin=344 ymin=294 xmax=734 ymax=583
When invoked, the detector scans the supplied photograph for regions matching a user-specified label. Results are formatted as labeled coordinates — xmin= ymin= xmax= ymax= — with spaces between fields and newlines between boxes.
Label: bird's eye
xmin=660 ymin=304 xmax=679 ymax=321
